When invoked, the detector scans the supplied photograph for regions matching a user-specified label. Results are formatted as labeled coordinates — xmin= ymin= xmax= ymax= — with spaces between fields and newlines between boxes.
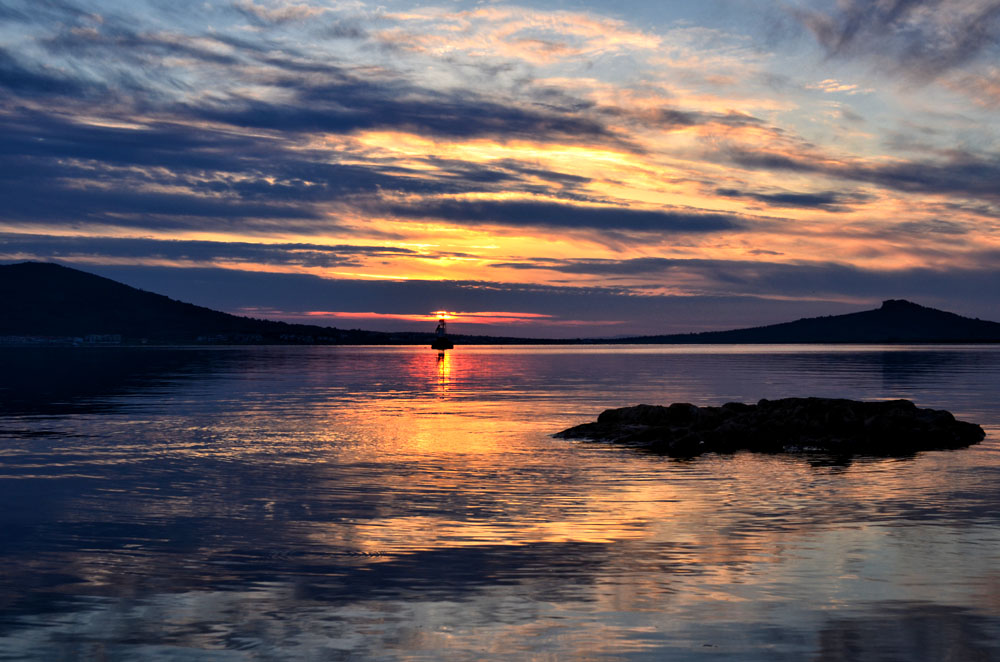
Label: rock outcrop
xmin=555 ymin=398 xmax=985 ymax=456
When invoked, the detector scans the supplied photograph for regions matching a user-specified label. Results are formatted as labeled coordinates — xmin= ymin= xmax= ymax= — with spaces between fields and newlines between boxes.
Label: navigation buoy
xmin=431 ymin=312 xmax=454 ymax=350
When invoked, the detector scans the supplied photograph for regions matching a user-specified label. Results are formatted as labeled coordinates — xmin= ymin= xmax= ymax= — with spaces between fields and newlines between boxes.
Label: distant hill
xmin=0 ymin=261 xmax=573 ymax=345
xmin=0 ymin=262 xmax=406 ymax=344
xmin=615 ymin=299 xmax=1000 ymax=344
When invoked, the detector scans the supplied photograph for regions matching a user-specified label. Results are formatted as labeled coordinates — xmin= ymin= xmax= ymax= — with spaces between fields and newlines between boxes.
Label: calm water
xmin=1 ymin=345 xmax=1000 ymax=661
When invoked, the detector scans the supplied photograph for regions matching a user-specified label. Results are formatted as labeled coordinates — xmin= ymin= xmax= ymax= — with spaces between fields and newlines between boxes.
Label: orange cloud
xmin=302 ymin=310 xmax=555 ymax=326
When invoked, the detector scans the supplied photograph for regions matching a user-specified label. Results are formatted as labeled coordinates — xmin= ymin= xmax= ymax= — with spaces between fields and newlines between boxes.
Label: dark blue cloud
xmin=0 ymin=109 xmax=477 ymax=194
xmin=0 ymin=47 xmax=100 ymax=97
xmin=861 ymin=157 xmax=1000 ymax=199
xmin=2 ymin=187 xmax=315 ymax=225
xmin=189 ymin=91 xmax=620 ymax=144
xmin=0 ymin=234 xmax=425 ymax=268
xmin=491 ymin=256 xmax=1000 ymax=311
xmin=380 ymin=199 xmax=747 ymax=232
xmin=0 ymin=114 xmax=322 ymax=227
xmin=714 ymin=187 xmax=870 ymax=211
xmin=725 ymin=148 xmax=1000 ymax=202
xmin=0 ymin=111 xmax=272 ymax=171
xmin=646 ymin=108 xmax=763 ymax=130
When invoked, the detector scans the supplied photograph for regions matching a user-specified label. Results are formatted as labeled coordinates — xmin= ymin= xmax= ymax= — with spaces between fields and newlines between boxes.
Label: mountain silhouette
xmin=616 ymin=299 xmax=1000 ymax=344
xmin=0 ymin=261 xmax=398 ymax=344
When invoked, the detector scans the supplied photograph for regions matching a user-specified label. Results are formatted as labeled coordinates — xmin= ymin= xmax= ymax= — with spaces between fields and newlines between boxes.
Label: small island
xmin=556 ymin=397 xmax=986 ymax=456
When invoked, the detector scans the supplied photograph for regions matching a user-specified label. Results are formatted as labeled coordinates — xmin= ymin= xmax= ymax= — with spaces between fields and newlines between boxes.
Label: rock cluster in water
xmin=555 ymin=397 xmax=985 ymax=456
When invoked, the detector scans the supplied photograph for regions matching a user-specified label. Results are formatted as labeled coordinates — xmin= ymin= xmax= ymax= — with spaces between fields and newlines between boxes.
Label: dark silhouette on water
xmin=556 ymin=398 xmax=986 ymax=457
xmin=610 ymin=299 xmax=1000 ymax=344
xmin=431 ymin=314 xmax=454 ymax=350
xmin=0 ymin=262 xmax=397 ymax=344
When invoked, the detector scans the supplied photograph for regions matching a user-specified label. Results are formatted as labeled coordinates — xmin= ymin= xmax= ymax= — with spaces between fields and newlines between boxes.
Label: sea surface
xmin=1 ymin=344 xmax=999 ymax=661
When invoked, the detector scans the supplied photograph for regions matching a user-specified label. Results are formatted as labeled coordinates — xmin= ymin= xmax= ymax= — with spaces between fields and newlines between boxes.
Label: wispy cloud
xmin=792 ymin=0 xmax=1000 ymax=79
xmin=232 ymin=0 xmax=325 ymax=26
xmin=805 ymin=78 xmax=872 ymax=94
xmin=375 ymin=6 xmax=661 ymax=64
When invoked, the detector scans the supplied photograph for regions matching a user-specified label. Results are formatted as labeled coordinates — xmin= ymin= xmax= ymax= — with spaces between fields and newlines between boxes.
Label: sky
xmin=2 ymin=0 xmax=1000 ymax=337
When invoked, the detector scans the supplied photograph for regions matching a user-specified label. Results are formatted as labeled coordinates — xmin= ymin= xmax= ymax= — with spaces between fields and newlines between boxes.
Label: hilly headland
xmin=608 ymin=298 xmax=1000 ymax=344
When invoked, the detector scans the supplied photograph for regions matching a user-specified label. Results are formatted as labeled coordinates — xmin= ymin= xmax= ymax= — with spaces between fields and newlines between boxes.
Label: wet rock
xmin=555 ymin=397 xmax=985 ymax=457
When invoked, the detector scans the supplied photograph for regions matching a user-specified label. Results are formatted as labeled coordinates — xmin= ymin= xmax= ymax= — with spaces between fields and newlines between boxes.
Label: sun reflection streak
xmin=436 ymin=350 xmax=451 ymax=393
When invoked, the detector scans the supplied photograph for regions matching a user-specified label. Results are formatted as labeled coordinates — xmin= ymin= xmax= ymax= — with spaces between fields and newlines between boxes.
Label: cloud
xmin=374 ymin=5 xmax=661 ymax=65
xmin=0 ymin=234 xmax=422 ymax=269
xmin=40 ymin=24 xmax=244 ymax=67
xmin=892 ymin=219 xmax=971 ymax=235
xmin=714 ymin=188 xmax=870 ymax=211
xmin=946 ymin=66 xmax=1000 ymax=106
xmin=793 ymin=0 xmax=1000 ymax=79
xmin=0 ymin=111 xmax=266 ymax=172
xmin=232 ymin=1 xmax=324 ymax=26
xmin=0 ymin=119 xmax=323 ymax=228
xmin=724 ymin=147 xmax=1000 ymax=202
xmin=491 ymin=256 xmax=1000 ymax=309
xmin=378 ymin=199 xmax=747 ymax=232
xmin=190 ymin=87 xmax=620 ymax=145
xmin=0 ymin=47 xmax=100 ymax=97
xmin=851 ymin=155 xmax=1000 ymax=200
xmin=0 ymin=108 xmax=599 ymax=231
xmin=13 ymin=3 xmax=623 ymax=148
xmin=0 ymin=109 xmax=560 ymax=198
xmin=805 ymin=78 xmax=872 ymax=94
xmin=0 ymin=114 xmax=324 ymax=228
xmin=0 ymin=1 xmax=788 ymax=242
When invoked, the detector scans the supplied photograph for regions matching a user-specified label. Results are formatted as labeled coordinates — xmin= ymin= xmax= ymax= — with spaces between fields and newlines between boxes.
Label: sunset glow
xmin=2 ymin=0 xmax=1000 ymax=335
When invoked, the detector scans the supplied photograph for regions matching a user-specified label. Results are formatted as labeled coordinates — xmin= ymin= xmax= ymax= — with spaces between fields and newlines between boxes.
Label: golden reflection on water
xmin=16 ymin=346 xmax=1000 ymax=562
xmin=4 ymin=346 xmax=1000 ymax=660
xmin=437 ymin=349 xmax=451 ymax=392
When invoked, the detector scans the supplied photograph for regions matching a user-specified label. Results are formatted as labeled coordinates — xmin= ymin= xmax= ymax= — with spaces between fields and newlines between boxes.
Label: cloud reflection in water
xmin=0 ymin=345 xmax=999 ymax=659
